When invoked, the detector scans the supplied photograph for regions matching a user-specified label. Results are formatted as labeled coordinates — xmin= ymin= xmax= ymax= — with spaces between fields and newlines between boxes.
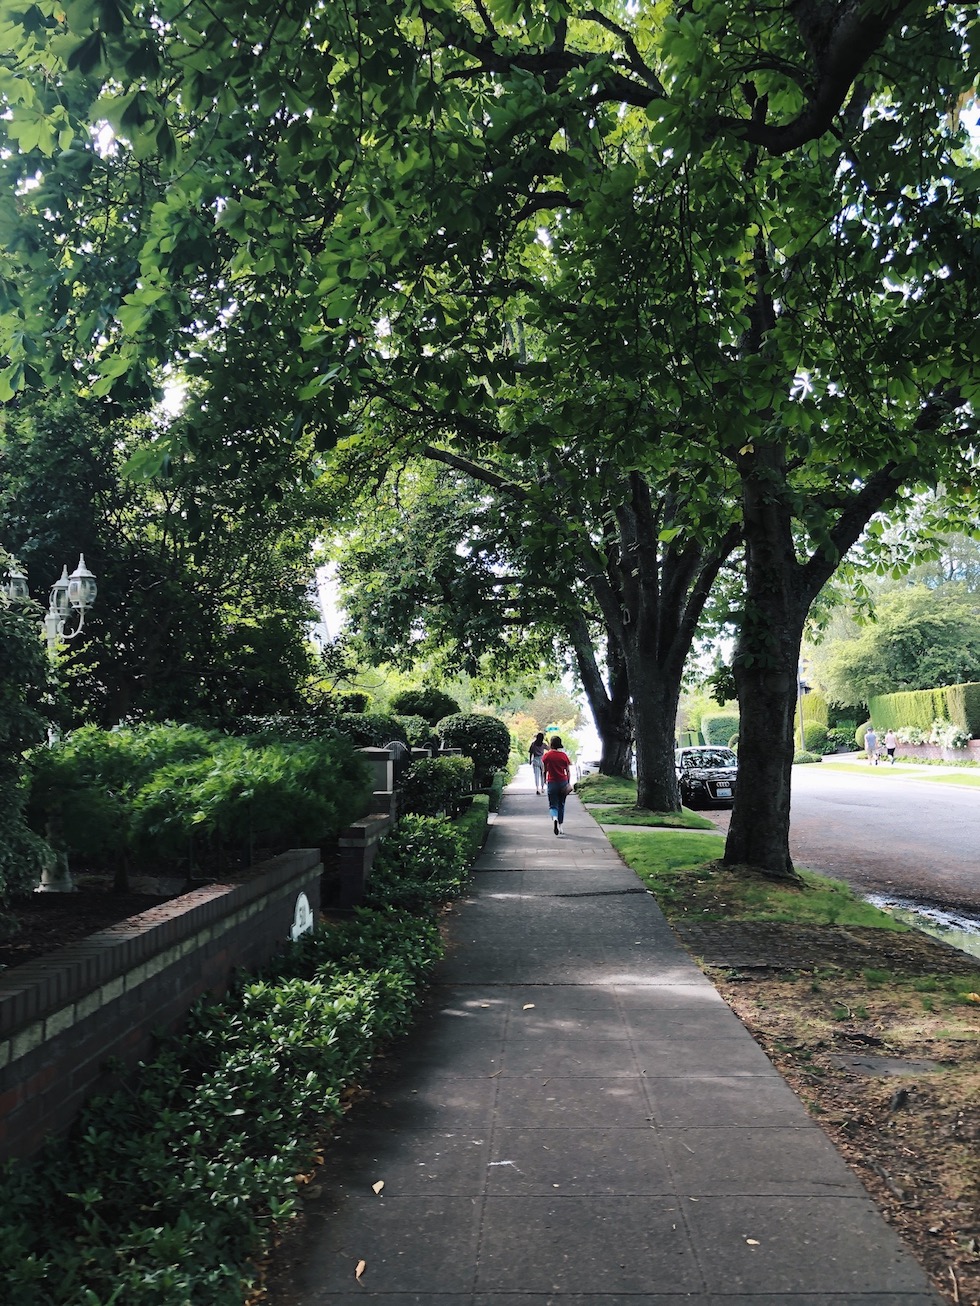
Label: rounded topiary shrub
xmin=855 ymin=720 xmax=872 ymax=748
xmin=802 ymin=722 xmax=829 ymax=754
xmin=793 ymin=750 xmax=823 ymax=764
xmin=390 ymin=687 xmax=461 ymax=725
xmin=437 ymin=712 xmax=511 ymax=787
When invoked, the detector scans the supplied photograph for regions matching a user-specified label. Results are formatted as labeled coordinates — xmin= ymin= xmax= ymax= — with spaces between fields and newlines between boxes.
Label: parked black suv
xmin=675 ymin=746 xmax=738 ymax=808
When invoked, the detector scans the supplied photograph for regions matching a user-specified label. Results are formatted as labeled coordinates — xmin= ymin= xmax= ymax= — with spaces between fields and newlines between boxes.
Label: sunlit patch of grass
xmin=606 ymin=830 xmax=909 ymax=930
xmin=916 ymin=773 xmax=980 ymax=787
xmin=597 ymin=806 xmax=715 ymax=829
xmin=575 ymin=773 xmax=637 ymax=804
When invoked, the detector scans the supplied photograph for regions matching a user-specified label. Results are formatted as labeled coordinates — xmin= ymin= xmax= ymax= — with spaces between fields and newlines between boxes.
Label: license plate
xmin=715 ymin=786 xmax=732 ymax=797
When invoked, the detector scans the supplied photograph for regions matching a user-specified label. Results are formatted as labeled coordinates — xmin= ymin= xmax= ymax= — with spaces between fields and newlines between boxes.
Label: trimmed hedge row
xmin=701 ymin=711 xmax=739 ymax=745
xmin=868 ymin=681 xmax=980 ymax=738
xmin=401 ymin=754 xmax=474 ymax=816
xmin=26 ymin=724 xmax=373 ymax=878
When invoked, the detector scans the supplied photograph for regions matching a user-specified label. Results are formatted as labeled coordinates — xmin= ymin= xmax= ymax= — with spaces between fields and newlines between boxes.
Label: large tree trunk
xmin=724 ymin=442 xmax=905 ymax=880
xmin=568 ymin=612 xmax=634 ymax=778
xmin=727 ymin=637 xmax=804 ymax=880
xmin=724 ymin=444 xmax=808 ymax=879
xmin=629 ymin=647 xmax=683 ymax=811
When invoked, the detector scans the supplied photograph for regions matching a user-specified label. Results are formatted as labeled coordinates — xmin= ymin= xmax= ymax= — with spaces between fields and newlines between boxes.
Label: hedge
xmin=26 ymin=724 xmax=373 ymax=878
xmin=797 ymin=688 xmax=828 ymax=729
xmin=436 ymin=712 xmax=511 ymax=786
xmin=389 ymin=687 xmax=461 ymax=724
xmin=869 ymin=681 xmax=980 ymax=738
xmin=701 ymin=711 xmax=739 ymax=745
xmin=401 ymin=754 xmax=474 ymax=815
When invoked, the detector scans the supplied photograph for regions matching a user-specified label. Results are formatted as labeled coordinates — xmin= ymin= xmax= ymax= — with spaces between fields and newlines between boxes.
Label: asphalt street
xmin=704 ymin=760 xmax=980 ymax=918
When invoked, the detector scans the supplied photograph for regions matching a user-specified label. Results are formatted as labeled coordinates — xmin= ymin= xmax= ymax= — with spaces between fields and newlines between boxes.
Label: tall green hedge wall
xmin=868 ymin=682 xmax=980 ymax=738
xmin=797 ymin=688 xmax=829 ymax=727
xmin=701 ymin=711 xmax=739 ymax=744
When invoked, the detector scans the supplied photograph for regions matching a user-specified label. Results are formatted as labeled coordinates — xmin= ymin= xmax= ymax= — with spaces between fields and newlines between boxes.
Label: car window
xmin=683 ymin=749 xmax=736 ymax=768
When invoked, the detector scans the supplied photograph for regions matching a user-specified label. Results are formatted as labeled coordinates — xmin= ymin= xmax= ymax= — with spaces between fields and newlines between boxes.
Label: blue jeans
xmin=547 ymin=780 xmax=568 ymax=824
xmin=531 ymin=759 xmax=545 ymax=790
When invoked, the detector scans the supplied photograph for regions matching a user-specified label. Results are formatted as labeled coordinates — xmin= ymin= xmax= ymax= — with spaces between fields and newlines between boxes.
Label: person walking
xmin=528 ymin=731 xmax=547 ymax=795
xmin=884 ymin=728 xmax=898 ymax=765
xmin=864 ymin=725 xmax=879 ymax=765
xmin=543 ymin=734 xmax=573 ymax=836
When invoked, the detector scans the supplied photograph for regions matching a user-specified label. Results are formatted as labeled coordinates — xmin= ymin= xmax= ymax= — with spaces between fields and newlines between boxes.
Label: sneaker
xmin=558 ymin=825 xmax=564 ymax=835
xmin=553 ymin=818 xmax=560 ymax=835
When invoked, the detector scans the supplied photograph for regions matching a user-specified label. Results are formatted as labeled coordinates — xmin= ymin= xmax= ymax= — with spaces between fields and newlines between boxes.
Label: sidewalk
xmin=277 ymin=771 xmax=942 ymax=1305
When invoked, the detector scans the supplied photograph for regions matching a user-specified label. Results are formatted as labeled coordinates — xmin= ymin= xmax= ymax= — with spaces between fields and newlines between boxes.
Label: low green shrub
xmin=802 ymin=722 xmax=829 ymax=753
xmin=394 ymin=714 xmax=432 ymax=748
xmin=26 ymin=723 xmax=221 ymax=873
xmin=824 ymin=726 xmax=856 ymax=752
xmin=793 ymin=750 xmax=823 ymax=764
xmin=334 ymin=712 xmax=408 ymax=747
xmin=701 ymin=710 xmax=739 ymax=745
xmin=0 ymin=907 xmax=442 ymax=1306
xmin=129 ymin=737 xmax=372 ymax=869
xmin=401 ymin=754 xmax=474 ymax=816
xmin=487 ymin=770 xmax=507 ymax=812
xmin=364 ymin=814 xmax=470 ymax=914
xmin=454 ymin=794 xmax=490 ymax=862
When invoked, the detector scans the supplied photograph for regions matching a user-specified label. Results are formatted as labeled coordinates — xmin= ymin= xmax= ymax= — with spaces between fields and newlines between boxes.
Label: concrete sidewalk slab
xmin=275 ymin=770 xmax=942 ymax=1305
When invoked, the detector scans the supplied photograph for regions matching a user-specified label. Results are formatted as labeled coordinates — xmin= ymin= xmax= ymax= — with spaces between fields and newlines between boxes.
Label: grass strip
xmin=595 ymin=805 xmax=716 ymax=829
xmin=606 ymin=828 xmax=909 ymax=929
xmin=574 ymin=773 xmax=638 ymax=804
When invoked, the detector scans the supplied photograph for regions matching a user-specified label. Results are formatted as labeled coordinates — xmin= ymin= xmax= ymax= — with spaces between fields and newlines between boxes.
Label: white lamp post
xmin=2 ymin=554 xmax=99 ymax=892
xmin=42 ymin=555 xmax=98 ymax=654
xmin=3 ymin=553 xmax=98 ymax=651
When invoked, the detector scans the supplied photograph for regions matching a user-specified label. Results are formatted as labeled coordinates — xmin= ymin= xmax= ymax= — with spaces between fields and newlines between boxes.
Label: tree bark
xmin=606 ymin=475 xmax=740 ymax=812
xmin=725 ymin=443 xmax=909 ymax=879
xmin=568 ymin=610 xmax=633 ymax=777
xmin=628 ymin=649 xmax=683 ymax=811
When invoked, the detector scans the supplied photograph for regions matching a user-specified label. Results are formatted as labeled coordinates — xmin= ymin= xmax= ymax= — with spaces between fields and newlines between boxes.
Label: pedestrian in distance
xmin=528 ymin=731 xmax=547 ymax=795
xmin=884 ymin=728 xmax=898 ymax=765
xmin=543 ymin=734 xmax=573 ymax=836
xmin=864 ymin=725 xmax=878 ymax=765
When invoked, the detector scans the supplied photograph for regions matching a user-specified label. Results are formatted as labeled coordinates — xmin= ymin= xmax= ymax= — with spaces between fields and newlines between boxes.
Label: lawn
xmin=605 ymin=827 xmax=909 ymax=929
xmin=574 ymin=773 xmax=638 ymax=804
xmin=596 ymin=805 xmax=716 ymax=829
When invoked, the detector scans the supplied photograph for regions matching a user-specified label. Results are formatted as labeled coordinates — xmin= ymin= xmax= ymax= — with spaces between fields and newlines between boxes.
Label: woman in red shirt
xmin=542 ymin=735 xmax=573 ymax=836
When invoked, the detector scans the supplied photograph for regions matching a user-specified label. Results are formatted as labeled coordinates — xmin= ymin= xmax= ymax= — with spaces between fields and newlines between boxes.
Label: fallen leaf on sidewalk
xmin=523 ymin=1004 xmax=535 ymax=1010
xmin=372 ymin=1181 xmax=384 ymax=1195
xmin=355 ymin=1260 xmax=366 ymax=1280
xmin=745 ymin=1238 xmax=760 ymax=1246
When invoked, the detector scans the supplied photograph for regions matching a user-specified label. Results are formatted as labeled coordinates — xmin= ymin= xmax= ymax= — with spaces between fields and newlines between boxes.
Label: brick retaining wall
xmin=893 ymin=740 xmax=980 ymax=763
xmin=0 ymin=848 xmax=322 ymax=1164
